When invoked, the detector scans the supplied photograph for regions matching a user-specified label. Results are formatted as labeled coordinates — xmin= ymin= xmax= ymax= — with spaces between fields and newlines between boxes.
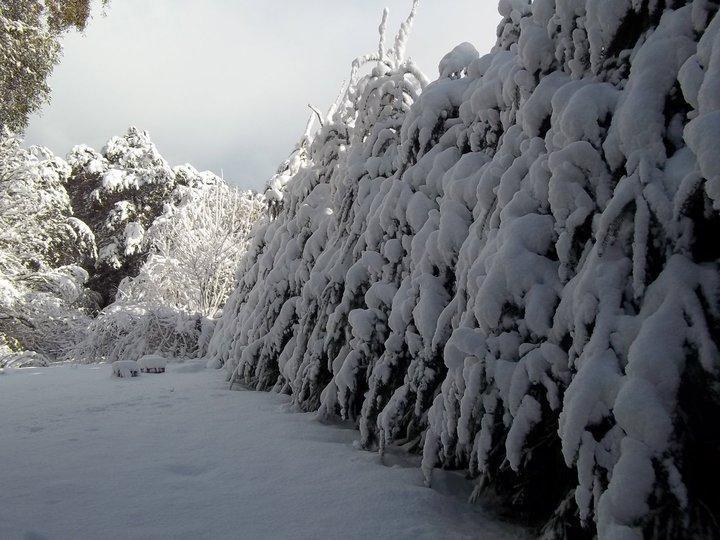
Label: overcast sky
xmin=25 ymin=1 xmax=501 ymax=191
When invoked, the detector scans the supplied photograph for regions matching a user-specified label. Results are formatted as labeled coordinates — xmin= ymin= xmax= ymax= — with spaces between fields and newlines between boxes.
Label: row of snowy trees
xmin=0 ymin=126 xmax=264 ymax=367
xmin=205 ymin=1 xmax=720 ymax=537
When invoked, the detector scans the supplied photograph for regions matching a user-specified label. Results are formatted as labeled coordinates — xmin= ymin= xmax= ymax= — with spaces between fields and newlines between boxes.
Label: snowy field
xmin=0 ymin=363 xmax=525 ymax=539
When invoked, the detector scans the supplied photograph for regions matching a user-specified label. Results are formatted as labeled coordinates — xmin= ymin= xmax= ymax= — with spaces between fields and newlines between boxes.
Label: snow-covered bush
xmin=0 ymin=337 xmax=50 ymax=368
xmin=74 ymin=302 xmax=213 ymax=364
xmin=206 ymin=1 xmax=720 ymax=537
xmin=0 ymin=263 xmax=95 ymax=362
xmin=0 ymin=259 xmax=96 ymax=365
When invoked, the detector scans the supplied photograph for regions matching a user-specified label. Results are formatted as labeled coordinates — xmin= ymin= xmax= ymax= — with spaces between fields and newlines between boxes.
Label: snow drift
xmin=206 ymin=1 xmax=720 ymax=537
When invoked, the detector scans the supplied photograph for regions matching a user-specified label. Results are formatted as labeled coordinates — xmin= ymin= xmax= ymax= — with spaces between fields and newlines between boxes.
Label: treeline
xmin=205 ymin=1 xmax=720 ymax=538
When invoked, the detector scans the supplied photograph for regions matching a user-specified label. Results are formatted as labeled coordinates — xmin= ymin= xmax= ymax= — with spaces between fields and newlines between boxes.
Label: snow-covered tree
xmin=125 ymin=181 xmax=265 ymax=318
xmin=206 ymin=1 xmax=720 ymax=537
xmin=0 ymin=129 xmax=97 ymax=364
xmin=66 ymin=127 xmax=209 ymax=305
xmin=0 ymin=129 xmax=96 ymax=269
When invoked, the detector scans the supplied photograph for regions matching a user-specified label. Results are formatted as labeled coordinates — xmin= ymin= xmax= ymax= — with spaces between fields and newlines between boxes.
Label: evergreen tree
xmin=66 ymin=127 xmax=200 ymax=305
xmin=0 ymin=0 xmax=106 ymax=132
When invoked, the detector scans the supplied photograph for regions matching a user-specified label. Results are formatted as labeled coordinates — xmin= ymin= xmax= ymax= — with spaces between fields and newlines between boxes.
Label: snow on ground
xmin=0 ymin=363 xmax=526 ymax=539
